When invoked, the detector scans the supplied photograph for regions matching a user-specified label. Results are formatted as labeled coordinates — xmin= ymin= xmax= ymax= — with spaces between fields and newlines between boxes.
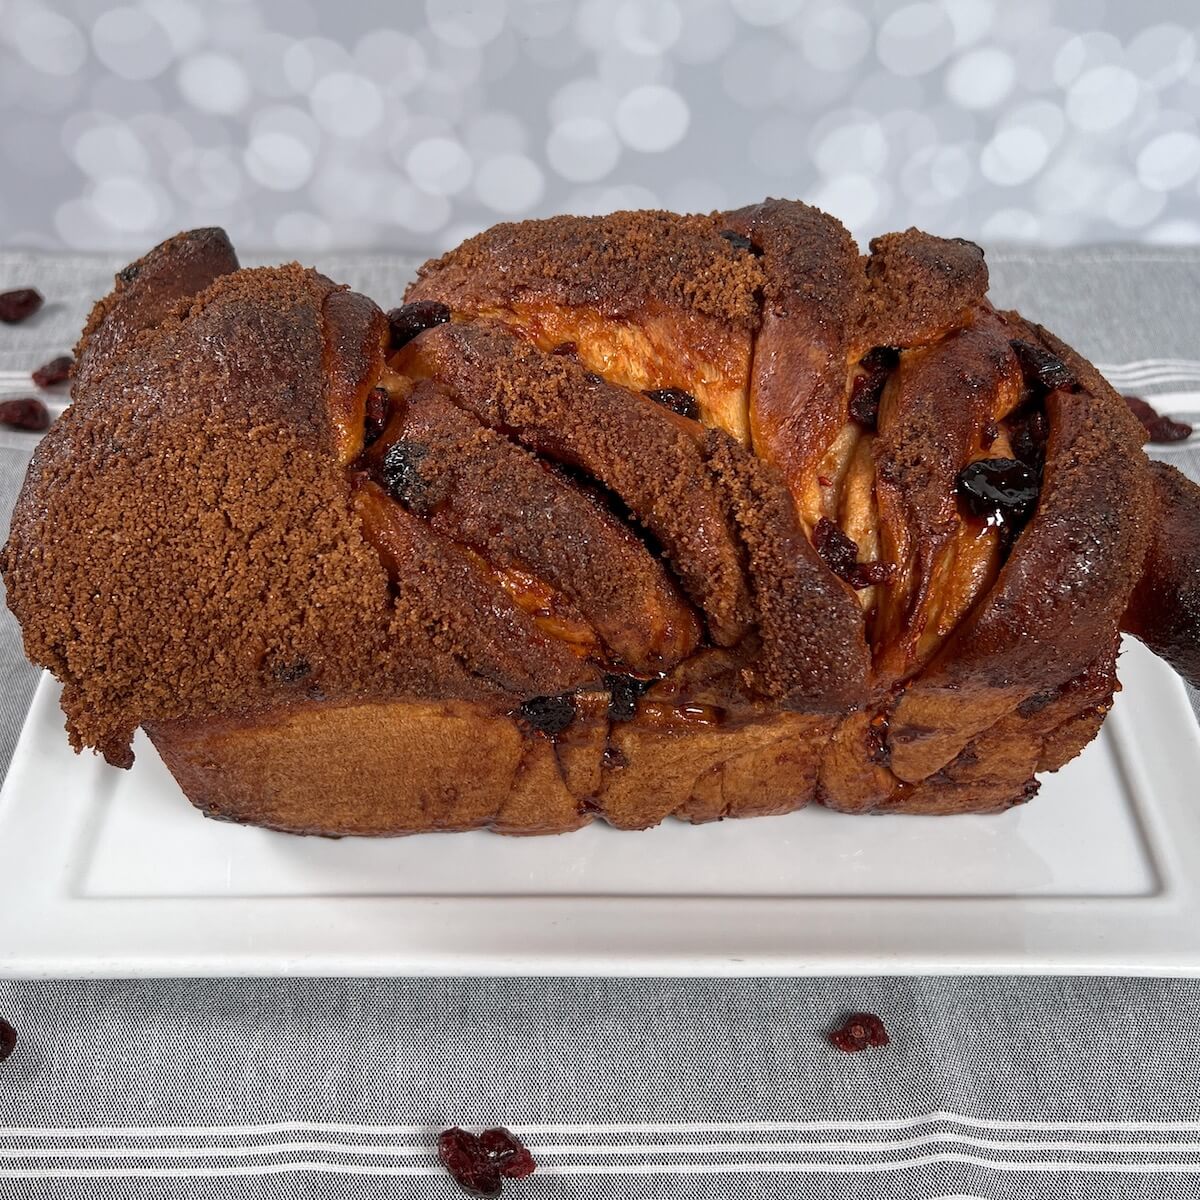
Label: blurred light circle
xmin=310 ymin=72 xmax=385 ymax=138
xmin=1145 ymin=218 xmax=1200 ymax=244
xmin=355 ymin=29 xmax=428 ymax=91
xmin=89 ymin=176 xmax=165 ymax=232
xmin=1035 ymin=158 xmax=1108 ymax=215
xmin=981 ymin=208 xmax=1041 ymax=240
xmin=508 ymin=0 xmax=573 ymax=38
xmin=1104 ymin=179 xmax=1166 ymax=229
xmin=615 ymin=85 xmax=689 ymax=152
xmin=799 ymin=4 xmax=870 ymax=71
xmin=1127 ymin=24 xmax=1196 ymax=89
xmin=70 ymin=122 xmax=150 ymax=177
xmin=1052 ymin=32 xmax=1121 ymax=88
xmin=474 ymin=153 xmax=545 ymax=213
xmin=465 ymin=111 xmax=528 ymax=156
xmin=876 ymin=4 xmax=955 ymax=77
xmin=929 ymin=145 xmax=971 ymax=198
xmin=385 ymin=182 xmax=451 ymax=234
xmin=426 ymin=0 xmax=507 ymax=49
xmin=812 ymin=112 xmax=887 ymax=176
xmin=550 ymin=78 xmax=618 ymax=124
xmin=13 ymin=9 xmax=87 ymax=77
xmin=406 ymin=136 xmax=473 ymax=195
xmin=169 ymin=147 xmax=242 ymax=207
xmin=731 ymin=0 xmax=802 ymax=24
xmin=945 ymin=47 xmax=1015 ymax=109
xmin=808 ymin=172 xmax=881 ymax=230
xmin=273 ymin=211 xmax=332 ymax=250
xmin=998 ymin=100 xmax=1066 ymax=150
xmin=245 ymin=32 xmax=296 ymax=98
xmin=177 ymin=52 xmax=251 ymax=115
xmin=673 ymin=0 xmax=736 ymax=63
xmin=575 ymin=0 xmax=616 ymax=51
xmin=1137 ymin=131 xmax=1200 ymax=191
xmin=597 ymin=46 xmax=670 ymax=92
xmin=142 ymin=0 xmax=207 ymax=56
xmin=243 ymin=131 xmax=315 ymax=191
xmin=92 ymin=7 xmax=176 ymax=81
xmin=547 ymin=117 xmax=621 ymax=181
xmin=251 ymin=105 xmax=321 ymax=153
xmin=615 ymin=0 xmax=681 ymax=55
xmin=945 ymin=0 xmax=994 ymax=47
xmin=283 ymin=37 xmax=351 ymax=94
xmin=1066 ymin=65 xmax=1139 ymax=131
xmin=721 ymin=38 xmax=792 ymax=109
xmin=980 ymin=126 xmax=1049 ymax=185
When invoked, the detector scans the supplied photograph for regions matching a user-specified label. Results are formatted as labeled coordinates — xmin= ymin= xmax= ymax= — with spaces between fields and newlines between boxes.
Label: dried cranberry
xmin=0 ymin=288 xmax=43 ymax=324
xmin=0 ymin=1019 xmax=15 ymax=1063
xmin=829 ymin=1012 xmax=889 ymax=1053
xmin=812 ymin=517 xmax=893 ymax=589
xmin=1124 ymin=395 xmax=1193 ymax=443
xmin=387 ymin=300 xmax=450 ymax=349
xmin=605 ymin=673 xmax=654 ymax=721
xmin=0 ymin=398 xmax=51 ymax=432
xmin=719 ymin=229 xmax=761 ymax=255
xmin=516 ymin=693 xmax=576 ymax=735
xmin=438 ymin=1129 xmax=502 ymax=1197
xmin=1010 ymin=339 xmax=1076 ymax=393
xmin=643 ymin=387 xmax=699 ymax=421
xmin=380 ymin=440 xmax=430 ymax=510
xmin=32 ymin=354 xmax=72 ymax=387
xmin=364 ymin=386 xmax=390 ymax=445
xmin=956 ymin=457 xmax=1039 ymax=525
xmin=480 ymin=1128 xmax=537 ymax=1180
xmin=848 ymin=347 xmax=898 ymax=431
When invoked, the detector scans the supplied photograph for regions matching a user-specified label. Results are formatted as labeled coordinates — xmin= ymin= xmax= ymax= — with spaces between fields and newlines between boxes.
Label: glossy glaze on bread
xmin=3 ymin=202 xmax=1198 ymax=835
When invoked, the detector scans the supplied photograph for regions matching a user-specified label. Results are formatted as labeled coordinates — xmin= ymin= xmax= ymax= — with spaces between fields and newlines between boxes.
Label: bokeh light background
xmin=2 ymin=0 xmax=1199 ymax=252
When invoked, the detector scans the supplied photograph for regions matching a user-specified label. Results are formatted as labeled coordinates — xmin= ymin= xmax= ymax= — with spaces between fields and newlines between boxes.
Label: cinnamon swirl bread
xmin=3 ymin=201 xmax=1197 ymax=835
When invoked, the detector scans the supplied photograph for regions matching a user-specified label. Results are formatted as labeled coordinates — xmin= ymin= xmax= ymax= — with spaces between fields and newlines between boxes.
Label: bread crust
xmin=3 ymin=202 xmax=1189 ymax=835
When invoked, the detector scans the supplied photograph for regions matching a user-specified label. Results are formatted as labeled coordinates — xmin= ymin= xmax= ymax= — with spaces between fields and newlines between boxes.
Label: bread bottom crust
xmin=145 ymin=666 xmax=1112 ymax=837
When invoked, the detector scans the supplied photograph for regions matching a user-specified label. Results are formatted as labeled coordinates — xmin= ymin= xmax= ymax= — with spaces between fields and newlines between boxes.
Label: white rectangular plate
xmin=3 ymin=638 xmax=1200 ymax=976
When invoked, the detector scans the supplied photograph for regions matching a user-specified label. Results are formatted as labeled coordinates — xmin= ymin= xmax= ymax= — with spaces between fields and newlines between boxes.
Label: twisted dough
xmin=2 ymin=202 xmax=1196 ymax=834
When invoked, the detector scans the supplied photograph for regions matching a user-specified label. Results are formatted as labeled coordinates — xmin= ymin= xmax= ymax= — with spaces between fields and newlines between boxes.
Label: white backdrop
xmin=1 ymin=0 xmax=1198 ymax=252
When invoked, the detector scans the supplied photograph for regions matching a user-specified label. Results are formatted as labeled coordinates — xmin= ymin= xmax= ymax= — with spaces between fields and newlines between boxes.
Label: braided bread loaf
xmin=4 ymin=201 xmax=1198 ymax=835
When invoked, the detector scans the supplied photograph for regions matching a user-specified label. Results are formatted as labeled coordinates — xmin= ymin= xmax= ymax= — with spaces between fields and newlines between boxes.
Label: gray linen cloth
xmin=1 ymin=245 xmax=1199 ymax=1198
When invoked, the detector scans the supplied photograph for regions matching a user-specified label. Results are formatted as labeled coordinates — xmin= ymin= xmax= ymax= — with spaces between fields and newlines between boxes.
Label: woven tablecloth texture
xmin=1 ymin=244 xmax=1199 ymax=1199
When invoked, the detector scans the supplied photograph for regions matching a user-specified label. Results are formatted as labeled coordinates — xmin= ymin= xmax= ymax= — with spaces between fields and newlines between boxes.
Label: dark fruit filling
xmin=364 ymin=386 xmax=390 ymax=445
xmin=848 ymin=347 xmax=898 ymax=431
xmin=0 ymin=288 xmax=43 ymax=324
xmin=1010 ymin=339 xmax=1076 ymax=393
xmin=812 ymin=517 xmax=894 ymax=589
xmin=387 ymin=300 xmax=450 ymax=349
xmin=1124 ymin=394 xmax=1193 ymax=443
xmin=516 ymin=693 xmax=576 ymax=735
xmin=829 ymin=1012 xmax=889 ymax=1053
xmin=956 ymin=457 xmax=1040 ymax=525
xmin=1009 ymin=409 xmax=1049 ymax=472
xmin=32 ymin=355 xmax=72 ymax=387
xmin=380 ymin=440 xmax=431 ymax=510
xmin=550 ymin=341 xmax=578 ymax=357
xmin=438 ymin=1129 xmax=502 ymax=1197
xmin=0 ymin=1018 xmax=15 ymax=1063
xmin=0 ymin=398 xmax=51 ymax=432
xmin=643 ymin=387 xmax=699 ymax=421
xmin=719 ymin=229 xmax=760 ymax=255
xmin=605 ymin=673 xmax=655 ymax=721
xmin=479 ymin=1128 xmax=537 ymax=1180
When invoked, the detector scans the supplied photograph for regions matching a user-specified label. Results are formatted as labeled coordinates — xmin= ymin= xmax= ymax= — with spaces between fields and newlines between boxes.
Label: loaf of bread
xmin=3 ymin=201 xmax=1198 ymax=835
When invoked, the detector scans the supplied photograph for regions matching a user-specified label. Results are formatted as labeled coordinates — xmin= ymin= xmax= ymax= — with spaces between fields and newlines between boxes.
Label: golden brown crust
xmin=397 ymin=319 xmax=755 ymax=646
xmin=1 ymin=205 xmax=1184 ymax=835
xmin=1122 ymin=462 xmax=1200 ymax=689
